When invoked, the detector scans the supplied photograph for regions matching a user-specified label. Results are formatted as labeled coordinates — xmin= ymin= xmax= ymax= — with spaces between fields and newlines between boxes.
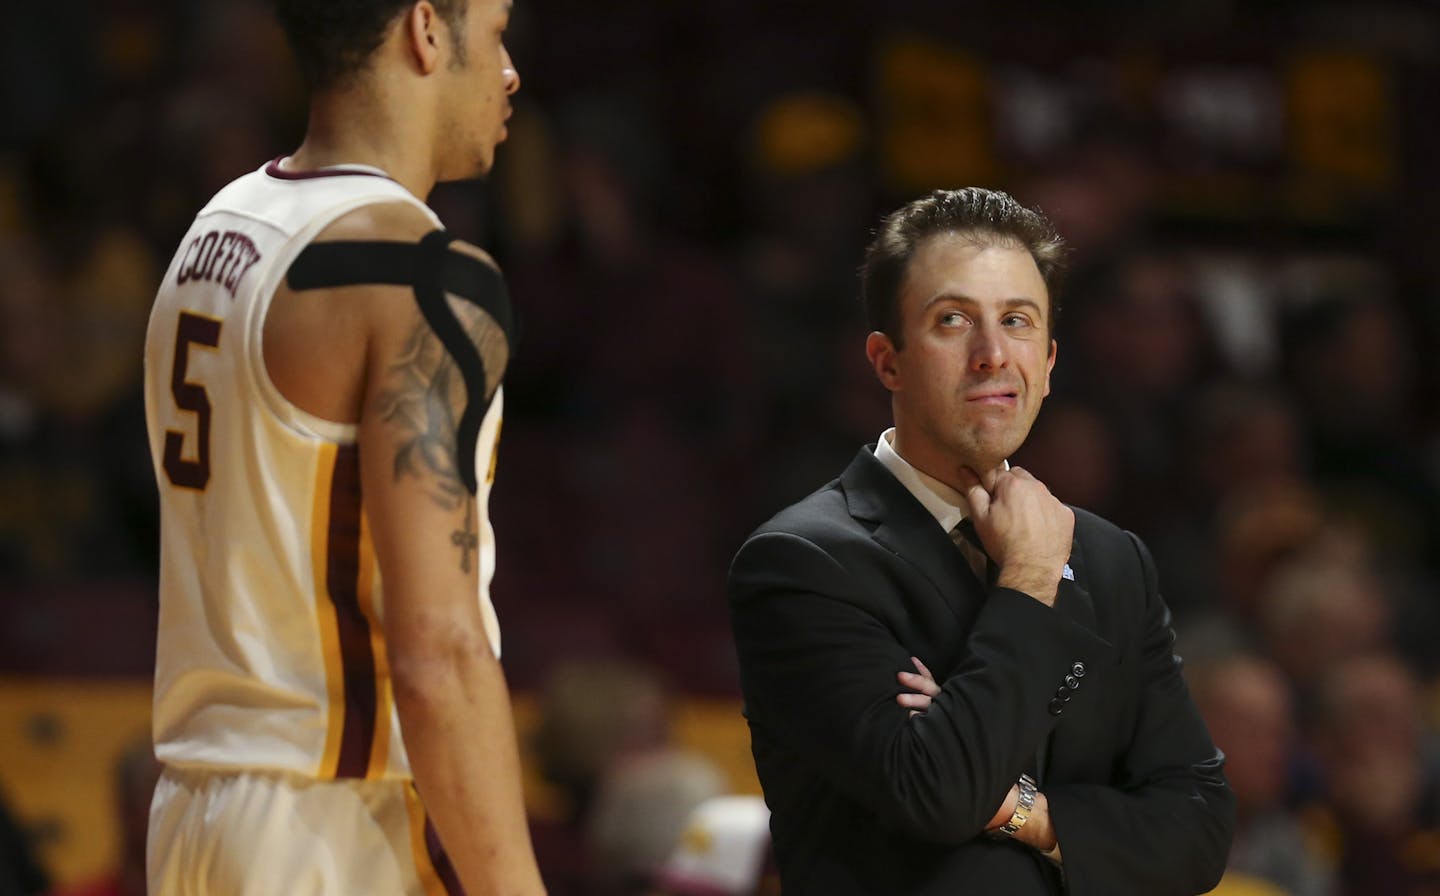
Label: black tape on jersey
xmin=285 ymin=231 xmax=513 ymax=495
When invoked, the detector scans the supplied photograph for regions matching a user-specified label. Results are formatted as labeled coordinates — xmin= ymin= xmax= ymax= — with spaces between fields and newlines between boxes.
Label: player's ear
xmin=866 ymin=331 xmax=902 ymax=392
xmin=404 ymin=1 xmax=443 ymax=75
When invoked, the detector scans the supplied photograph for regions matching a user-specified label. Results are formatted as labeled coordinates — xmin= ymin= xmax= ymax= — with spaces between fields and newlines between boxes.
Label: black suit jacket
xmin=728 ymin=449 xmax=1234 ymax=895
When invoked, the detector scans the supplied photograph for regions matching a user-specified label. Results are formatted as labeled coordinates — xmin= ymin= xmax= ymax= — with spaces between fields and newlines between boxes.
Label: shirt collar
xmin=873 ymin=428 xmax=971 ymax=533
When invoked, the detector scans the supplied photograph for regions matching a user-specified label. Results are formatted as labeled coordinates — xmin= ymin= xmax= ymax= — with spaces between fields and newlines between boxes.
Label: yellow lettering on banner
xmin=1287 ymin=51 xmax=1394 ymax=190
xmin=875 ymin=35 xmax=996 ymax=193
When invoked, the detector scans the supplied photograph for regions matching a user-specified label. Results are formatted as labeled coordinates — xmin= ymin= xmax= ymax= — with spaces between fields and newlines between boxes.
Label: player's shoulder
xmin=313 ymin=202 xmax=501 ymax=274
xmin=314 ymin=200 xmax=433 ymax=242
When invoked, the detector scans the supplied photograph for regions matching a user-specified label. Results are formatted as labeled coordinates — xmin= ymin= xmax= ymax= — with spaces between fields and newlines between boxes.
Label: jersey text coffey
xmin=176 ymin=229 xmax=263 ymax=298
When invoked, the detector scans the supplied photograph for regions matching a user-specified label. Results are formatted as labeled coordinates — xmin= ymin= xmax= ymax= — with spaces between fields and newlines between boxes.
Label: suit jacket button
xmin=1071 ymin=662 xmax=1086 ymax=678
xmin=1065 ymin=674 xmax=1080 ymax=690
xmin=1048 ymin=698 xmax=1065 ymax=716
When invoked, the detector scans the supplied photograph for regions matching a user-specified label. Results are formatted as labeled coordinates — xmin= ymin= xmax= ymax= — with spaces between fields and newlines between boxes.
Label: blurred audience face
xmin=1257 ymin=532 xmax=1390 ymax=687
xmin=1073 ymin=252 xmax=1208 ymax=405
xmin=533 ymin=658 xmax=672 ymax=821
xmin=1113 ymin=256 xmax=1204 ymax=399
xmin=1215 ymin=483 xmax=1326 ymax=618
xmin=1312 ymin=654 xmax=1424 ymax=834
xmin=1017 ymin=133 xmax=1157 ymax=262
xmin=1286 ymin=293 xmax=1415 ymax=437
xmin=1012 ymin=400 xmax=1118 ymax=514
xmin=1193 ymin=656 xmax=1295 ymax=816
xmin=1189 ymin=383 xmax=1306 ymax=500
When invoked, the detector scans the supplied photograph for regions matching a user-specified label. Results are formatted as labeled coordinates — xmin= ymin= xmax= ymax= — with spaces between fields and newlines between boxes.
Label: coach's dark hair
xmin=861 ymin=188 xmax=1066 ymax=347
xmin=271 ymin=0 xmax=468 ymax=91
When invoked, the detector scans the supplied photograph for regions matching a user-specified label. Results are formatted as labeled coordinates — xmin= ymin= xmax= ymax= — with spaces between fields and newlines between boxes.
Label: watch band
xmin=992 ymin=773 xmax=1038 ymax=838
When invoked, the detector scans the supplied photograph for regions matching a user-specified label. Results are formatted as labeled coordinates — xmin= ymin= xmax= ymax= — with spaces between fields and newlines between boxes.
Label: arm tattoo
xmin=374 ymin=299 xmax=507 ymax=540
xmin=451 ymin=501 xmax=479 ymax=574
xmin=376 ymin=321 xmax=467 ymax=511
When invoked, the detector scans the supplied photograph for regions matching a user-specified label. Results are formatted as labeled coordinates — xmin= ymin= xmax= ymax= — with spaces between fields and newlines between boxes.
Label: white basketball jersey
xmin=144 ymin=159 xmax=504 ymax=781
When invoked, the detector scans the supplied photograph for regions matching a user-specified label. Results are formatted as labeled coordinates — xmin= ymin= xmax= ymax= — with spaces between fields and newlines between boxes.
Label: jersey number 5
xmin=163 ymin=311 xmax=222 ymax=490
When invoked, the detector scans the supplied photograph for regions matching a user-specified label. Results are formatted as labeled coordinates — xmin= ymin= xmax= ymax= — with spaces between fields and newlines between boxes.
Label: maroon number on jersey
xmin=163 ymin=312 xmax=223 ymax=490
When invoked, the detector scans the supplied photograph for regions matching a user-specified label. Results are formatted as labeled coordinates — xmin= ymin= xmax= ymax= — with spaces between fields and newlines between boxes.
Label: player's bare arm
xmin=372 ymin=241 xmax=509 ymax=572
xmin=266 ymin=200 xmax=543 ymax=895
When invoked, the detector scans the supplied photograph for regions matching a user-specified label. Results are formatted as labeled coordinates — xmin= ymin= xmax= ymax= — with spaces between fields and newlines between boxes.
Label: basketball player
xmin=142 ymin=1 xmax=545 ymax=893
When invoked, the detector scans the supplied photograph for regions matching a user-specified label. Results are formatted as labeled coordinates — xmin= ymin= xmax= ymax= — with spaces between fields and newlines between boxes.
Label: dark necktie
xmin=952 ymin=518 xmax=996 ymax=587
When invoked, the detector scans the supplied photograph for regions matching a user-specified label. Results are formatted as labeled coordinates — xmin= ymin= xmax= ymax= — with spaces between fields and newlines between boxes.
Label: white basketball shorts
xmin=148 ymin=766 xmax=461 ymax=895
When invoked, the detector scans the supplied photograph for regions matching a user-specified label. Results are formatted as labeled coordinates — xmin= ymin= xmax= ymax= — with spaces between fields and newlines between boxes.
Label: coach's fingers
xmin=958 ymin=468 xmax=992 ymax=519
xmin=897 ymin=692 xmax=933 ymax=710
xmin=901 ymin=663 xmax=940 ymax=696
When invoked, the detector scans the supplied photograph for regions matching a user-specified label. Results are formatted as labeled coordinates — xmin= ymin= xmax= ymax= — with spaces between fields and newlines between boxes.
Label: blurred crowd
xmin=3 ymin=0 xmax=1440 ymax=894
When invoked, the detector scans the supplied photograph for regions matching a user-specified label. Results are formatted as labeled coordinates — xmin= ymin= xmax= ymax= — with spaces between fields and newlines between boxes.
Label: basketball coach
xmin=728 ymin=188 xmax=1234 ymax=895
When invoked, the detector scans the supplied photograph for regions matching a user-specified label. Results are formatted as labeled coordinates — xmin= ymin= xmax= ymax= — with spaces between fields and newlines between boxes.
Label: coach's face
xmin=866 ymin=231 xmax=1056 ymax=484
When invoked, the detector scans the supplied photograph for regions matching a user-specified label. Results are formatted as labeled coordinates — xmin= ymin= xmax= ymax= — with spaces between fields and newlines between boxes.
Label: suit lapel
xmin=841 ymin=449 xmax=985 ymax=625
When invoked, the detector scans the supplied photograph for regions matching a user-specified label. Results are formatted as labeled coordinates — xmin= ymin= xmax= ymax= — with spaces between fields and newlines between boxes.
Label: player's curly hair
xmin=861 ymin=188 xmax=1066 ymax=347
xmin=271 ymin=0 xmax=468 ymax=90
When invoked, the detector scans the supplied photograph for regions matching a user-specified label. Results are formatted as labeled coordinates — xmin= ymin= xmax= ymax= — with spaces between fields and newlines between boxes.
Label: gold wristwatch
xmin=991 ymin=773 xmax=1038 ymax=839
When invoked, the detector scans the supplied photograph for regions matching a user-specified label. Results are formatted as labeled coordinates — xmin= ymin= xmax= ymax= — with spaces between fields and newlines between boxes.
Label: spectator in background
xmin=1190 ymin=653 xmax=1336 ymax=896
xmin=1011 ymin=398 xmax=1119 ymax=520
xmin=1212 ymin=483 xmax=1327 ymax=624
xmin=1014 ymin=117 xmax=1160 ymax=270
xmin=1055 ymin=244 xmax=1224 ymax=532
xmin=1254 ymin=531 xmax=1393 ymax=702
xmin=49 ymin=741 xmax=161 ymax=896
xmin=736 ymin=91 xmax=882 ymax=518
xmin=737 ymin=91 xmax=872 ymax=418
xmin=651 ymin=795 xmax=776 ymax=896
xmin=0 ymin=233 xmax=61 ymax=576
xmin=0 ymin=227 xmax=156 ymax=582
xmin=497 ymin=94 xmax=753 ymax=691
xmin=1147 ymin=381 xmax=1309 ymax=621
xmin=1280 ymin=284 xmax=1440 ymax=576
xmin=585 ymin=751 xmax=726 ymax=895
xmin=1303 ymin=654 xmax=1440 ymax=896
xmin=530 ymin=658 xmax=674 ymax=895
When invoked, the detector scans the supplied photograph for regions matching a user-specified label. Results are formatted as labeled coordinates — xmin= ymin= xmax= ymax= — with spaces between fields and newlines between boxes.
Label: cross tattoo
xmin=451 ymin=503 xmax=479 ymax=573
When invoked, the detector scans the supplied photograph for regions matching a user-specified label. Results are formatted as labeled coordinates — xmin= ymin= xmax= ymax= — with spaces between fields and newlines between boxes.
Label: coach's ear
xmin=866 ymin=331 xmax=902 ymax=392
